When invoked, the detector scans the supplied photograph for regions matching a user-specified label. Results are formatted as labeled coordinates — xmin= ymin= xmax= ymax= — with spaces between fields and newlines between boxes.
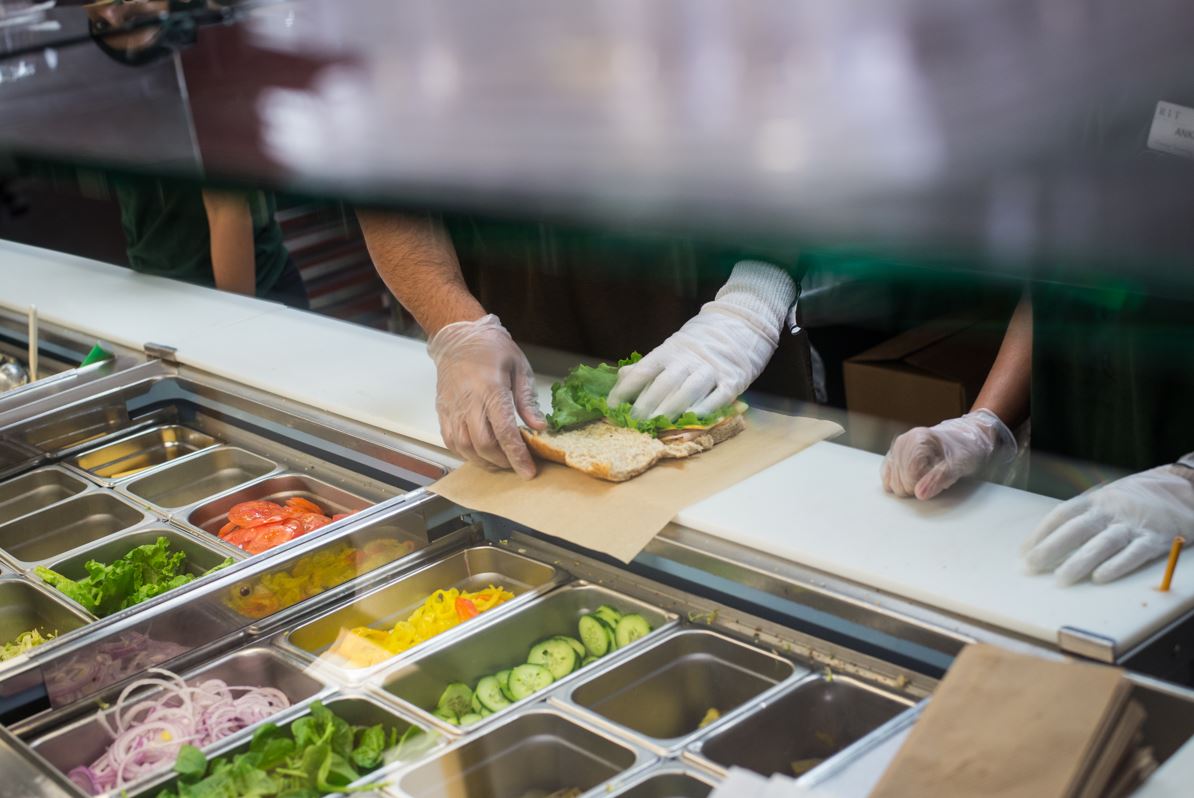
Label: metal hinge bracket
xmin=1058 ymin=626 xmax=1118 ymax=663
xmin=143 ymin=342 xmax=179 ymax=366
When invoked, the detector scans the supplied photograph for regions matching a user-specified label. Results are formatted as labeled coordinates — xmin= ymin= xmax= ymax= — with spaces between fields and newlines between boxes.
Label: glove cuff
xmin=966 ymin=408 xmax=1017 ymax=464
xmin=426 ymin=313 xmax=506 ymax=363
xmin=701 ymin=261 xmax=797 ymax=347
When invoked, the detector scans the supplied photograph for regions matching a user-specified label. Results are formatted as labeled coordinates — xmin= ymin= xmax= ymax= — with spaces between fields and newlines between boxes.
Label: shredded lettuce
xmin=36 ymin=537 xmax=231 ymax=618
xmin=546 ymin=353 xmax=740 ymax=437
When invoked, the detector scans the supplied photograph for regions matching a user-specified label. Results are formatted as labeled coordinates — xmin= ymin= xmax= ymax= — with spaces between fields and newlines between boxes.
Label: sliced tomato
xmin=218 ymin=521 xmax=239 ymax=538
xmin=292 ymin=512 xmax=332 ymax=534
xmin=331 ymin=512 xmax=351 ymax=522
xmin=286 ymin=496 xmax=325 ymax=515
xmin=235 ymin=519 xmax=303 ymax=555
xmin=227 ymin=501 xmax=287 ymax=528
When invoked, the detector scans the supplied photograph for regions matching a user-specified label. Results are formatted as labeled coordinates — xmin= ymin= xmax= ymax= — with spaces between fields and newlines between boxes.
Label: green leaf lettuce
xmin=545 ymin=353 xmax=742 ymax=437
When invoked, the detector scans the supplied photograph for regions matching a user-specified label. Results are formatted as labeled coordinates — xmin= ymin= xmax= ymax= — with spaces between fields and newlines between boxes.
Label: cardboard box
xmin=843 ymin=316 xmax=1003 ymax=429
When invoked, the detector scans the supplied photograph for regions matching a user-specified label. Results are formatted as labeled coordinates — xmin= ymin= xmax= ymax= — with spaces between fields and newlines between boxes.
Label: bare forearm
xmin=972 ymin=294 xmax=1032 ymax=427
xmin=357 ymin=211 xmax=485 ymax=336
xmin=202 ymin=190 xmax=256 ymax=296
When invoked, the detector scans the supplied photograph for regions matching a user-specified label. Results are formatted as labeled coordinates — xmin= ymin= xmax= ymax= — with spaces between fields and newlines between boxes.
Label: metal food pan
xmin=605 ymin=764 xmax=718 ymax=798
xmin=396 ymin=707 xmax=649 ymax=798
xmin=29 ymin=646 xmax=332 ymax=795
xmin=119 ymin=446 xmax=278 ymax=512
xmin=183 ymin=473 xmax=381 ymax=538
xmin=0 ymin=579 xmax=93 ymax=663
xmin=219 ymin=506 xmax=458 ymax=628
xmin=67 ymin=425 xmax=219 ymax=486
xmin=129 ymin=692 xmax=440 ymax=798
xmin=0 ymin=492 xmax=153 ymax=568
xmin=380 ymin=582 xmax=675 ymax=735
xmin=0 ymin=466 xmax=90 ymax=526
xmin=283 ymin=546 xmax=561 ymax=677
xmin=559 ymin=628 xmax=800 ymax=753
xmin=691 ymin=675 xmax=914 ymax=780
xmin=37 ymin=528 xmax=240 ymax=617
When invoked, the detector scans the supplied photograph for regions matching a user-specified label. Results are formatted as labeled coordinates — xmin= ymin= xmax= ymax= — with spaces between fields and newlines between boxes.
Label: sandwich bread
xmin=522 ymin=414 xmax=745 ymax=482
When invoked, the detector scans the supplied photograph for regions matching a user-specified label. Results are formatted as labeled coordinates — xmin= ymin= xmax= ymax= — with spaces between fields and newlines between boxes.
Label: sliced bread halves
xmin=522 ymin=414 xmax=746 ymax=482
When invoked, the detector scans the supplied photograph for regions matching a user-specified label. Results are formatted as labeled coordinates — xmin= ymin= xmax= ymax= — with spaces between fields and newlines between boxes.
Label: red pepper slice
xmin=455 ymin=597 xmax=479 ymax=620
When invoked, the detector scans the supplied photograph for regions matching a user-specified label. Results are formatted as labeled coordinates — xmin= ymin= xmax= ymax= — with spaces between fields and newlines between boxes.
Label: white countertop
xmin=4 ymin=240 xmax=1194 ymax=652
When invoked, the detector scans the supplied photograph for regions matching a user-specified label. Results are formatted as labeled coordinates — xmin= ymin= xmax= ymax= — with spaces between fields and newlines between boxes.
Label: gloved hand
xmin=607 ymin=261 xmax=797 ymax=421
xmin=426 ymin=314 xmax=546 ymax=478
xmin=881 ymin=409 xmax=1016 ymax=500
xmin=1021 ymin=461 xmax=1194 ymax=585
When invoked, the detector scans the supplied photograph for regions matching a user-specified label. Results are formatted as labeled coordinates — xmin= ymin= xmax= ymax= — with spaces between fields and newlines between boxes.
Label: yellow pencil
xmin=1159 ymin=536 xmax=1186 ymax=592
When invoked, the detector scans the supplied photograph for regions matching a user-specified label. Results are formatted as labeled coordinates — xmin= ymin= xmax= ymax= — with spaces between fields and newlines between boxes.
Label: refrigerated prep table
xmin=1 ymin=240 xmax=1194 ymax=797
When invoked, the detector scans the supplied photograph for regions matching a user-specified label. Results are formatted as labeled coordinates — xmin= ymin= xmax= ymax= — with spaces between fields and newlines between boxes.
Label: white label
xmin=1147 ymin=101 xmax=1194 ymax=160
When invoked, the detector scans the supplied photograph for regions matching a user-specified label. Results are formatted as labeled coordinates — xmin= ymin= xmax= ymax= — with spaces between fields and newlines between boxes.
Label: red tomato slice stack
xmin=218 ymin=496 xmax=349 ymax=555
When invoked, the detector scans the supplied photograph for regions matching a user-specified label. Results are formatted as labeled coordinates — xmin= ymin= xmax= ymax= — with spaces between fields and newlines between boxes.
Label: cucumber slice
xmin=527 ymin=638 xmax=577 ymax=679
xmin=593 ymin=605 xmax=623 ymax=627
xmin=578 ymin=615 xmax=612 ymax=658
xmin=555 ymin=635 xmax=586 ymax=660
xmin=458 ymin=712 xmax=483 ymax=726
xmin=436 ymin=682 xmax=474 ymax=718
xmin=478 ymin=707 xmax=493 ymax=717
xmin=471 ymin=691 xmax=484 ymax=714
xmin=508 ymin=664 xmax=554 ymax=700
xmin=580 ymin=655 xmax=598 ymax=667
xmin=614 ymin=614 xmax=652 ymax=648
xmin=475 ymin=675 xmax=512 ymax=712
xmin=433 ymin=706 xmax=458 ymax=725
xmin=495 ymin=669 xmax=513 ymax=701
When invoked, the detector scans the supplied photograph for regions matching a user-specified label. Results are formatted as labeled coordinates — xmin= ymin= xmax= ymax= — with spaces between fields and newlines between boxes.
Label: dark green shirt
xmin=114 ymin=179 xmax=290 ymax=295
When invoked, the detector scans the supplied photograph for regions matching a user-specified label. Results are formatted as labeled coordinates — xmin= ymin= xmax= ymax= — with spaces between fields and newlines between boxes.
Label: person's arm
xmin=356 ymin=211 xmax=545 ymax=478
xmin=357 ymin=211 xmax=484 ymax=335
xmin=201 ymin=190 xmax=256 ymax=297
xmin=881 ymin=294 xmax=1030 ymax=500
xmin=971 ymin=295 xmax=1032 ymax=427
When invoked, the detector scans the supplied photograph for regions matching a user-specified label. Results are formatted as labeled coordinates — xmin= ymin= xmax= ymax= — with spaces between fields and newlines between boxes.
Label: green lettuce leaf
xmin=546 ymin=353 xmax=741 ymax=437
xmin=36 ymin=537 xmax=199 ymax=618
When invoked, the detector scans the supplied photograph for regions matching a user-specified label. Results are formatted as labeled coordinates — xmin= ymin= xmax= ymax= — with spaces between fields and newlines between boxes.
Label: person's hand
xmin=1021 ymin=462 xmax=1194 ymax=585
xmin=607 ymin=261 xmax=796 ymax=420
xmin=881 ymin=409 xmax=1016 ymax=500
xmin=426 ymin=314 xmax=546 ymax=478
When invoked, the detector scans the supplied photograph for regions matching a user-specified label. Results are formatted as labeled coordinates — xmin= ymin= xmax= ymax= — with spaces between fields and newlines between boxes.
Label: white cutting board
xmin=677 ymin=442 xmax=1194 ymax=651
xmin=0 ymin=241 xmax=277 ymax=351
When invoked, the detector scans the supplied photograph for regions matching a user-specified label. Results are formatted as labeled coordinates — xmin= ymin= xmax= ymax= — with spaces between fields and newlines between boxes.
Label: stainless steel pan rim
xmin=386 ymin=705 xmax=657 ymax=798
xmin=0 ymin=465 xmax=94 ymax=528
xmin=375 ymin=580 xmax=679 ymax=738
xmin=549 ymin=626 xmax=807 ymax=756
xmin=0 ymin=491 xmax=159 ymax=570
xmin=115 ymin=445 xmax=284 ymax=515
xmin=600 ymin=760 xmax=721 ymax=798
xmin=276 ymin=543 xmax=565 ymax=684
xmin=681 ymin=672 xmax=921 ymax=783
xmin=62 ymin=425 xmax=220 ymax=489
xmin=0 ymin=576 xmax=97 ymax=674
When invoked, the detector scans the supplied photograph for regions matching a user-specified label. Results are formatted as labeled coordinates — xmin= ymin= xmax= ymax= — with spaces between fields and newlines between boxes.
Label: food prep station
xmin=1 ymin=248 xmax=1194 ymax=797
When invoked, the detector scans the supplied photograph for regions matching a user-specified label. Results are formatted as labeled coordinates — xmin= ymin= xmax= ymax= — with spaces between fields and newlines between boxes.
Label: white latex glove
xmin=881 ymin=409 xmax=1016 ymax=500
xmin=1021 ymin=461 xmax=1194 ymax=585
xmin=607 ymin=261 xmax=797 ymax=420
xmin=426 ymin=314 xmax=546 ymax=478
